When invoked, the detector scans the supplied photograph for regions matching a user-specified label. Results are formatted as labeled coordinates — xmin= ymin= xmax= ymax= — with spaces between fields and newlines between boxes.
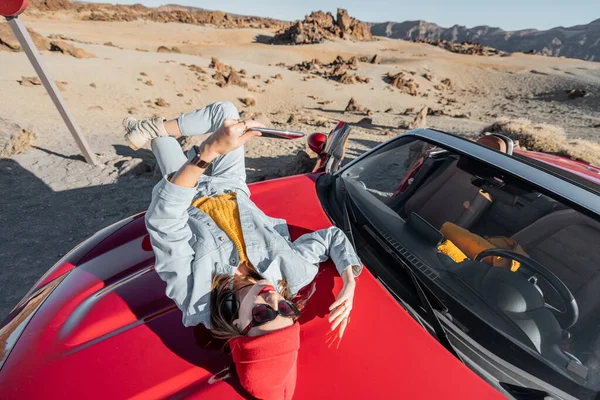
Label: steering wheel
xmin=475 ymin=249 xmax=579 ymax=329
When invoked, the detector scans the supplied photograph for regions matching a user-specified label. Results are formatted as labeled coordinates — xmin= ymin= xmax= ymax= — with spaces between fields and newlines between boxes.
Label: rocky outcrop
xmin=49 ymin=40 xmax=95 ymax=58
xmin=209 ymin=57 xmax=232 ymax=74
xmin=336 ymin=9 xmax=373 ymax=41
xmin=149 ymin=7 xmax=285 ymax=29
xmin=273 ymin=8 xmax=373 ymax=45
xmin=409 ymin=107 xmax=429 ymax=129
xmin=369 ymin=18 xmax=600 ymax=62
xmin=19 ymin=76 xmax=41 ymax=86
xmin=209 ymin=58 xmax=249 ymax=88
xmin=156 ymin=46 xmax=181 ymax=53
xmin=29 ymin=0 xmax=74 ymax=11
xmin=345 ymin=97 xmax=370 ymax=115
xmin=155 ymin=98 xmax=169 ymax=107
xmin=385 ymin=71 xmax=419 ymax=95
xmin=414 ymin=39 xmax=502 ymax=56
xmin=0 ymin=23 xmax=50 ymax=52
xmin=0 ymin=118 xmax=36 ymax=158
xmin=28 ymin=1 xmax=287 ymax=30
xmin=288 ymin=56 xmax=371 ymax=84
xmin=83 ymin=11 xmax=137 ymax=22
xmin=0 ymin=24 xmax=96 ymax=58
xmin=240 ymin=97 xmax=256 ymax=107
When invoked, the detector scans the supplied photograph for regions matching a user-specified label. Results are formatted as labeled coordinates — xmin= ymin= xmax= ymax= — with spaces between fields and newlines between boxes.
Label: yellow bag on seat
xmin=437 ymin=240 xmax=469 ymax=263
xmin=438 ymin=222 xmax=527 ymax=271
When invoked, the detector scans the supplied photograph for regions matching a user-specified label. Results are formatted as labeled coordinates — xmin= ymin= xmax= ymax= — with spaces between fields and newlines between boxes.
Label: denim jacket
xmin=145 ymin=174 xmax=363 ymax=328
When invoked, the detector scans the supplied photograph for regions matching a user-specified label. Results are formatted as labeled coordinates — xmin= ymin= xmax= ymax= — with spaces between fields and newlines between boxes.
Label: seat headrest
xmin=476 ymin=135 xmax=507 ymax=153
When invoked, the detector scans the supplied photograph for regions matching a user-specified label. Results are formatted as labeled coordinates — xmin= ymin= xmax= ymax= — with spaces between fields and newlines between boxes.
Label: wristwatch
xmin=189 ymin=145 xmax=213 ymax=168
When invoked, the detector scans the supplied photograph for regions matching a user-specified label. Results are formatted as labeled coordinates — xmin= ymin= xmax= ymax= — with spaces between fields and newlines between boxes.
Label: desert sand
xmin=1 ymin=10 xmax=599 ymax=319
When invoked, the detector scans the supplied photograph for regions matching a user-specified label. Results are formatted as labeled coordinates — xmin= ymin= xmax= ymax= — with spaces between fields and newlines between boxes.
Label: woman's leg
xmin=163 ymin=119 xmax=183 ymax=138
xmin=175 ymin=101 xmax=246 ymax=182
xmin=175 ymin=101 xmax=240 ymax=138
xmin=145 ymin=101 xmax=246 ymax=181
xmin=151 ymin=137 xmax=187 ymax=177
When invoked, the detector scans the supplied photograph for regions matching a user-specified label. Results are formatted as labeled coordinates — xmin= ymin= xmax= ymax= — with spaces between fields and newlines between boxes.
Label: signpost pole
xmin=5 ymin=15 xmax=98 ymax=165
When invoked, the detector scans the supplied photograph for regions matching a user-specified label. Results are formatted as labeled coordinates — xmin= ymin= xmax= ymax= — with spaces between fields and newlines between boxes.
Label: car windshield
xmin=339 ymin=135 xmax=600 ymax=394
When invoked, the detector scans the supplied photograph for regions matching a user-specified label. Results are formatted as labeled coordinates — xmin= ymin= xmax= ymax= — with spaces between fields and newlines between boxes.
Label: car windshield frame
xmin=335 ymin=129 xmax=600 ymax=219
xmin=321 ymin=129 xmax=600 ymax=399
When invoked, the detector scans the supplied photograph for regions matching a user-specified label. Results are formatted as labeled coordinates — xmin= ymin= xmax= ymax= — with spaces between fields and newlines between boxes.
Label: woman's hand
xmin=328 ymin=266 xmax=357 ymax=339
xmin=201 ymin=118 xmax=265 ymax=161
xmin=171 ymin=118 xmax=264 ymax=188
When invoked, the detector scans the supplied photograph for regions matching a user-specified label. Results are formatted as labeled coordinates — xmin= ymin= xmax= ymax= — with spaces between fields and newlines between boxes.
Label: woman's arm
xmin=291 ymin=226 xmax=362 ymax=277
xmin=145 ymin=118 xmax=264 ymax=319
xmin=291 ymin=226 xmax=362 ymax=339
xmin=170 ymin=118 xmax=264 ymax=188
xmin=145 ymin=142 xmax=217 ymax=316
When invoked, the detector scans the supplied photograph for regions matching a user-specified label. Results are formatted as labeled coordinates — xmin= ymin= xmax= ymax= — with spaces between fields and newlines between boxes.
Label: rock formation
xmin=414 ymin=39 xmax=502 ymax=56
xmin=272 ymin=8 xmax=373 ymax=45
xmin=27 ymin=1 xmax=287 ymax=30
xmin=240 ymin=97 xmax=256 ymax=107
xmin=0 ymin=118 xmax=36 ymax=158
xmin=29 ymin=0 xmax=74 ymax=11
xmin=0 ymin=24 xmax=50 ymax=52
xmin=49 ymin=40 xmax=95 ymax=58
xmin=345 ymin=97 xmax=370 ymax=114
xmin=288 ymin=56 xmax=371 ymax=84
xmin=209 ymin=58 xmax=248 ymax=88
xmin=385 ymin=71 xmax=419 ymax=95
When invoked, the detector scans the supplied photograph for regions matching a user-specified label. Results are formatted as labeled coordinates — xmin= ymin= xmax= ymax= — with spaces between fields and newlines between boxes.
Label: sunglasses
xmin=240 ymin=300 xmax=301 ymax=335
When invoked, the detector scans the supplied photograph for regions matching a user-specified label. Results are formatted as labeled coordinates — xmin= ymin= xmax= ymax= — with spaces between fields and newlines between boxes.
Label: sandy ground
xmin=1 ymin=14 xmax=600 ymax=320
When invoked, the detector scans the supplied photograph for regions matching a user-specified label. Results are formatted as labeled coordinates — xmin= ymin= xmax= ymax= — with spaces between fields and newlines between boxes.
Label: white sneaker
xmin=123 ymin=116 xmax=168 ymax=150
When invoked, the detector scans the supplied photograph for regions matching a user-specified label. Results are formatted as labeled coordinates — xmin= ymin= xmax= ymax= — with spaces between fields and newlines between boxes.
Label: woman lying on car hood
xmin=123 ymin=101 xmax=362 ymax=399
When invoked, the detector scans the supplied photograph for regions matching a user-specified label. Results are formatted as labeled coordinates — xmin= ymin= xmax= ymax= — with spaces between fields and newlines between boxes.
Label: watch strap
xmin=190 ymin=145 xmax=213 ymax=168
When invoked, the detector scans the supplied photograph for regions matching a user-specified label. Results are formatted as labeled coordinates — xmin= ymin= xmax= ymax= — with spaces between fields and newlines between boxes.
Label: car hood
xmin=0 ymin=173 xmax=502 ymax=399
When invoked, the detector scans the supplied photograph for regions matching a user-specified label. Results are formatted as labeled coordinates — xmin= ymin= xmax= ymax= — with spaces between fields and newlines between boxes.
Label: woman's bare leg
xmin=163 ymin=119 xmax=183 ymax=138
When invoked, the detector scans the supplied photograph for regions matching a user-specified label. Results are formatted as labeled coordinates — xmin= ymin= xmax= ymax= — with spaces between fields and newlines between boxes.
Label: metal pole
xmin=5 ymin=15 xmax=98 ymax=165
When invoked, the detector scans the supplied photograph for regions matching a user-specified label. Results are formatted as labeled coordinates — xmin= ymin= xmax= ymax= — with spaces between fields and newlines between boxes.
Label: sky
xmin=96 ymin=0 xmax=600 ymax=31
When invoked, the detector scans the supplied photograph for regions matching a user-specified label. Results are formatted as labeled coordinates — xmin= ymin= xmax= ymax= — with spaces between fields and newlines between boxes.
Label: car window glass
xmin=342 ymin=137 xmax=600 ymax=391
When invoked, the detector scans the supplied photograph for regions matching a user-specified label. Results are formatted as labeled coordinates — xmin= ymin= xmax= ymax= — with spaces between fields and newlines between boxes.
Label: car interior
xmin=344 ymin=135 xmax=600 ymax=385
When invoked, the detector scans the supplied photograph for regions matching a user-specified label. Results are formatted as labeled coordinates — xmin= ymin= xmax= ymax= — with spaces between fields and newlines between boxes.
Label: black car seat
xmin=402 ymin=136 xmax=507 ymax=230
xmin=511 ymin=209 xmax=600 ymax=331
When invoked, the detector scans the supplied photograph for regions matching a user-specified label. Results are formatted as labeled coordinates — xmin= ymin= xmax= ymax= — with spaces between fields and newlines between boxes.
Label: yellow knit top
xmin=192 ymin=193 xmax=252 ymax=268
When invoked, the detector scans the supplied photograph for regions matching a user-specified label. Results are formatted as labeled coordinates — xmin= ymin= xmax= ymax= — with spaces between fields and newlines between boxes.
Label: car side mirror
xmin=308 ymin=132 xmax=327 ymax=155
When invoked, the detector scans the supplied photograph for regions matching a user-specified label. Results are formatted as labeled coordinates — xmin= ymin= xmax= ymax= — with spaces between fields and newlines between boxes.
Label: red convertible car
xmin=1 ymin=124 xmax=599 ymax=399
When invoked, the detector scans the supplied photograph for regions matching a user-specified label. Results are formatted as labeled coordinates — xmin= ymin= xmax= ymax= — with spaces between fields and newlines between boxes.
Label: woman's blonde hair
xmin=209 ymin=270 xmax=292 ymax=340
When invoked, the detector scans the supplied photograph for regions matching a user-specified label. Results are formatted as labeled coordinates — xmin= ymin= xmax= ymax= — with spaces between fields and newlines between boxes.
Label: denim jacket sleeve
xmin=145 ymin=177 xmax=198 ymax=314
xmin=291 ymin=226 xmax=363 ymax=277
xmin=272 ymin=217 xmax=291 ymax=241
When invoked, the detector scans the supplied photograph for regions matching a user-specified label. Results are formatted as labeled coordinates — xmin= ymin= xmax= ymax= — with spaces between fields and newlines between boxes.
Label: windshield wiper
xmin=338 ymin=178 xmax=461 ymax=360
xmin=407 ymin=265 xmax=461 ymax=359
xmin=367 ymin=219 xmax=460 ymax=359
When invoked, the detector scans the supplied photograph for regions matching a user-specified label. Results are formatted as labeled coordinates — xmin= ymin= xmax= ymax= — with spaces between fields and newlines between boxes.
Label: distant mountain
xmin=369 ymin=19 xmax=600 ymax=61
